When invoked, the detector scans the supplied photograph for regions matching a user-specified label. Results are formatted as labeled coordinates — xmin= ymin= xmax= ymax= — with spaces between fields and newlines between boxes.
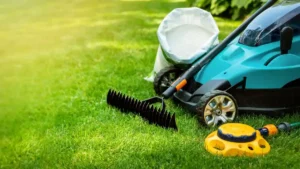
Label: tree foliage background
xmin=188 ymin=0 xmax=267 ymax=20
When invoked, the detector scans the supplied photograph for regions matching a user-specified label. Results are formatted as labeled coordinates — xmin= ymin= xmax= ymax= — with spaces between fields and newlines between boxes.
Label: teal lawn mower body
xmin=193 ymin=1 xmax=300 ymax=89
xmin=161 ymin=0 xmax=300 ymax=126
xmin=193 ymin=36 xmax=300 ymax=89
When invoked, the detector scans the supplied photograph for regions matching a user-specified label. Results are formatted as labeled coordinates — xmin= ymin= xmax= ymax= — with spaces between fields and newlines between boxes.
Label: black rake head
xmin=107 ymin=89 xmax=177 ymax=130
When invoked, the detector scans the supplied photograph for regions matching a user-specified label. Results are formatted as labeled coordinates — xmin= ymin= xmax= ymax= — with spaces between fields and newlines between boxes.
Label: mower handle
xmin=162 ymin=0 xmax=278 ymax=99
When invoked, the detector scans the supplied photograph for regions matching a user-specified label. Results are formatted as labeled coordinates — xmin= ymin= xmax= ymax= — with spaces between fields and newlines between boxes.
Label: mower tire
xmin=196 ymin=90 xmax=238 ymax=127
xmin=153 ymin=66 xmax=184 ymax=95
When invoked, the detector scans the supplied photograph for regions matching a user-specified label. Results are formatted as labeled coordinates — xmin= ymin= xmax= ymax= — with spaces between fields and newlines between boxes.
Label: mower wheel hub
xmin=215 ymin=109 xmax=222 ymax=116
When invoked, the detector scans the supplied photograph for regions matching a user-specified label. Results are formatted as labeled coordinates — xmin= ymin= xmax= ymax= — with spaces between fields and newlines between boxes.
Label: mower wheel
xmin=197 ymin=90 xmax=238 ymax=127
xmin=153 ymin=66 xmax=184 ymax=95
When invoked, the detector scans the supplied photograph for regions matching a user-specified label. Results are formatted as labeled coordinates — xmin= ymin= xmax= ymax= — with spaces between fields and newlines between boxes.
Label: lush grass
xmin=0 ymin=0 xmax=299 ymax=168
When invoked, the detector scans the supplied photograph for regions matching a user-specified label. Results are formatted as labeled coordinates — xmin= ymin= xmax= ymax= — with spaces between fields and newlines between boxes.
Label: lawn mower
xmin=107 ymin=0 xmax=300 ymax=129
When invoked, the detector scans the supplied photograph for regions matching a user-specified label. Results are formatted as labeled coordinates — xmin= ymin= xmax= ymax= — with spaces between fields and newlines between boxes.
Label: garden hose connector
xmin=258 ymin=122 xmax=300 ymax=137
xmin=262 ymin=124 xmax=278 ymax=136
xmin=205 ymin=123 xmax=270 ymax=157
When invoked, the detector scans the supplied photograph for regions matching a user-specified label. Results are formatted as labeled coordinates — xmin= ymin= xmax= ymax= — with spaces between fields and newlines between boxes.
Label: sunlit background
xmin=0 ymin=0 xmax=238 ymax=121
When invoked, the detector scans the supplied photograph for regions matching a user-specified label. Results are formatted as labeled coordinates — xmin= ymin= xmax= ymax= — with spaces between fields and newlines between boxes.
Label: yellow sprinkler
xmin=204 ymin=122 xmax=300 ymax=157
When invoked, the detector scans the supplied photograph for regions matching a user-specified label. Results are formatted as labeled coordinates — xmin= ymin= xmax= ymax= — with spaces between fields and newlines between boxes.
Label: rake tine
xmin=107 ymin=89 xmax=112 ymax=104
xmin=135 ymin=100 xmax=142 ymax=115
xmin=161 ymin=110 xmax=167 ymax=127
xmin=107 ymin=89 xmax=113 ymax=105
xmin=160 ymin=110 xmax=166 ymax=128
xmin=139 ymin=102 xmax=145 ymax=118
xmin=141 ymin=102 xmax=150 ymax=119
xmin=119 ymin=93 xmax=124 ymax=111
xmin=123 ymin=95 xmax=130 ymax=112
xmin=125 ymin=96 xmax=132 ymax=113
xmin=139 ymin=102 xmax=146 ymax=116
xmin=165 ymin=113 xmax=171 ymax=129
xmin=153 ymin=107 xmax=158 ymax=125
xmin=157 ymin=109 xmax=162 ymax=126
xmin=121 ymin=94 xmax=128 ymax=112
xmin=143 ymin=103 xmax=150 ymax=120
xmin=169 ymin=114 xmax=178 ymax=130
xmin=149 ymin=106 xmax=155 ymax=124
xmin=114 ymin=92 xmax=120 ymax=107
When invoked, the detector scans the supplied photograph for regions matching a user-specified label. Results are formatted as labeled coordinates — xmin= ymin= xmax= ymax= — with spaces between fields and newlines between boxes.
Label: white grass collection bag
xmin=145 ymin=7 xmax=219 ymax=82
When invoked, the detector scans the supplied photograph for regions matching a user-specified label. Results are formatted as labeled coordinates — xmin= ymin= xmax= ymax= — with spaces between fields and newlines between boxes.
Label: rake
xmin=107 ymin=89 xmax=178 ymax=130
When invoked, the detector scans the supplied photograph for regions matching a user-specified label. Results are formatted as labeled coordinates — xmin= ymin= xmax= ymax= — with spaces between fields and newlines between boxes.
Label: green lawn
xmin=0 ymin=0 xmax=299 ymax=168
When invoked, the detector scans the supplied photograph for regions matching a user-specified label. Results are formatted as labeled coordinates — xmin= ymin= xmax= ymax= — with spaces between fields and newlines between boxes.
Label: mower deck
xmin=173 ymin=78 xmax=300 ymax=114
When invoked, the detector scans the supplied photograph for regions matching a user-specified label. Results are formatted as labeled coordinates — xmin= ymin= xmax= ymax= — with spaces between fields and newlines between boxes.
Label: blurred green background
xmin=188 ymin=0 xmax=267 ymax=20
